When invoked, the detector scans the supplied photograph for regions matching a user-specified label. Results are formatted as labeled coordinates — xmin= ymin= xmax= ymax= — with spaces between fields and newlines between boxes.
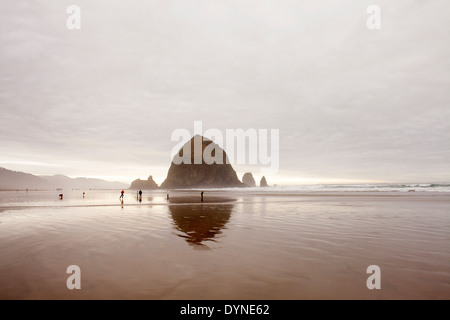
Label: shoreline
xmin=1 ymin=191 xmax=448 ymax=212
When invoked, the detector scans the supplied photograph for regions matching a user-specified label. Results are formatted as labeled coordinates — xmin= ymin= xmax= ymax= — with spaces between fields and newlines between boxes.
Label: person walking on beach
xmin=139 ymin=190 xmax=143 ymax=202
xmin=167 ymin=190 xmax=170 ymax=200
xmin=120 ymin=189 xmax=125 ymax=202
xmin=201 ymin=191 xmax=204 ymax=202
xmin=83 ymin=192 xmax=85 ymax=199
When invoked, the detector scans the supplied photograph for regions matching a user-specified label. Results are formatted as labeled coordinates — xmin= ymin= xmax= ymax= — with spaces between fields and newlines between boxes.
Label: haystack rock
xmin=161 ymin=135 xmax=244 ymax=189
xmin=130 ymin=175 xmax=159 ymax=190
xmin=260 ymin=176 xmax=269 ymax=187
xmin=242 ymin=172 xmax=256 ymax=187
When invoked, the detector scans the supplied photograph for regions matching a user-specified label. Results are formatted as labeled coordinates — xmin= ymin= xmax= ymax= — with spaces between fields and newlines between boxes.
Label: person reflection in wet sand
xmin=168 ymin=203 xmax=234 ymax=248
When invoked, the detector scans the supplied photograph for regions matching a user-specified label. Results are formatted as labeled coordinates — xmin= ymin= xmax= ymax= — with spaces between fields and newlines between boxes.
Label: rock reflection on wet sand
xmin=169 ymin=203 xmax=234 ymax=248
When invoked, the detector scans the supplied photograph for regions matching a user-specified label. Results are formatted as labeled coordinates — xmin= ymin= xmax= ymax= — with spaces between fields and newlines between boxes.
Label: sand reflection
xmin=169 ymin=202 xmax=234 ymax=248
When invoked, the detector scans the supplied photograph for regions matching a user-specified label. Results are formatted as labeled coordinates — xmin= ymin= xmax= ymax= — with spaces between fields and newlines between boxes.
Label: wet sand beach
xmin=0 ymin=190 xmax=449 ymax=299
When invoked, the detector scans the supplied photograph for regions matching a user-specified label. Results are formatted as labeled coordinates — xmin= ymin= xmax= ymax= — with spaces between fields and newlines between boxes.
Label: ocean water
xmin=0 ymin=189 xmax=449 ymax=299
xmin=215 ymin=183 xmax=450 ymax=193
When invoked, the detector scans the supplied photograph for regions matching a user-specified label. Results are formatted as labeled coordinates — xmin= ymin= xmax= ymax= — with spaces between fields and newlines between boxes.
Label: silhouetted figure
xmin=139 ymin=190 xmax=143 ymax=202
xmin=59 ymin=194 xmax=64 ymax=200
xmin=167 ymin=190 xmax=170 ymax=200
xmin=83 ymin=192 xmax=85 ymax=199
xmin=201 ymin=191 xmax=204 ymax=202
xmin=120 ymin=189 xmax=125 ymax=202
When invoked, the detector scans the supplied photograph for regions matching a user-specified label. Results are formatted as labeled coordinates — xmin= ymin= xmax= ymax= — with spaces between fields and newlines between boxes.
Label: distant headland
xmin=1 ymin=135 xmax=270 ymax=190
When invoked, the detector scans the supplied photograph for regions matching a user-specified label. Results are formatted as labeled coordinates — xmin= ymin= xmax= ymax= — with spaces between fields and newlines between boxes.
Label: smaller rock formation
xmin=260 ymin=176 xmax=268 ymax=187
xmin=130 ymin=175 xmax=159 ymax=190
xmin=242 ymin=172 xmax=256 ymax=187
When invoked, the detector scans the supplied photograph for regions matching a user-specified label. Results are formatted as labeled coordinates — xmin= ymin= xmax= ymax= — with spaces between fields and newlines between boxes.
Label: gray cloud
xmin=1 ymin=0 xmax=449 ymax=184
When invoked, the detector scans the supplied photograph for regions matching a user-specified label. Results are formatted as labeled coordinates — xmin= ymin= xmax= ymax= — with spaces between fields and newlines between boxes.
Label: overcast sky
xmin=1 ymin=0 xmax=449 ymax=185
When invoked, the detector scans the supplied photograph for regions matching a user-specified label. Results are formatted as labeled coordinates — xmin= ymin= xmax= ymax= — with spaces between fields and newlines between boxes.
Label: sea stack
xmin=161 ymin=135 xmax=245 ymax=189
xmin=260 ymin=176 xmax=268 ymax=187
xmin=130 ymin=175 xmax=159 ymax=190
xmin=242 ymin=172 xmax=256 ymax=187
